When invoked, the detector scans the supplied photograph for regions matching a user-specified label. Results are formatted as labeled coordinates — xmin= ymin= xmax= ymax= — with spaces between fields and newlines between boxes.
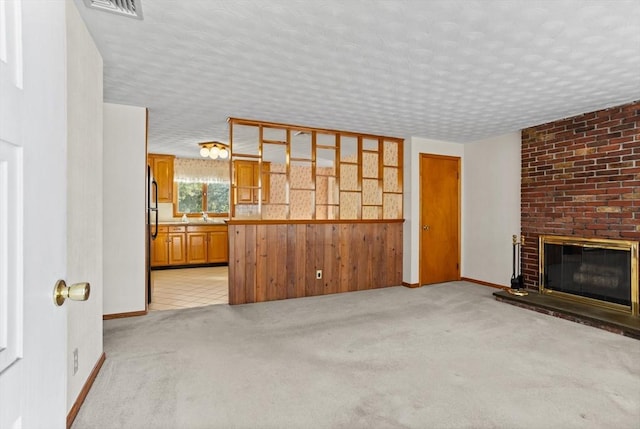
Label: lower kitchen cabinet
xmin=151 ymin=225 xmax=187 ymax=267
xmin=187 ymin=225 xmax=229 ymax=264
xmin=207 ymin=229 xmax=228 ymax=263
xmin=168 ymin=232 xmax=187 ymax=264
xmin=151 ymin=224 xmax=228 ymax=268
xmin=186 ymin=232 xmax=208 ymax=264
xmin=150 ymin=230 xmax=169 ymax=266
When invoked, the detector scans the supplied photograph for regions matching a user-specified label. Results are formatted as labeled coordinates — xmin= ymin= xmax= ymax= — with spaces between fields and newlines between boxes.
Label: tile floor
xmin=149 ymin=266 xmax=229 ymax=311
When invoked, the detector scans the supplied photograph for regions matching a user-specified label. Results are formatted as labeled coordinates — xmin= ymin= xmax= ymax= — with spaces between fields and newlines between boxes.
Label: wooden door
xmin=168 ymin=233 xmax=187 ymax=265
xmin=208 ymin=230 xmax=229 ymax=263
xmin=0 ymin=1 xmax=68 ymax=426
xmin=187 ymin=232 xmax=208 ymax=264
xmin=420 ymin=154 xmax=460 ymax=285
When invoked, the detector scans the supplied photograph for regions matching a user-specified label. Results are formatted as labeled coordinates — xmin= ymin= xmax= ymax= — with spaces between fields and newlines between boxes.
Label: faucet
xmin=202 ymin=212 xmax=208 ymax=222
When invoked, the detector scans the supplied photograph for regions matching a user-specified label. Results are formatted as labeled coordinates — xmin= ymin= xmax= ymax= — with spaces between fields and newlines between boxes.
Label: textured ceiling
xmin=74 ymin=0 xmax=640 ymax=159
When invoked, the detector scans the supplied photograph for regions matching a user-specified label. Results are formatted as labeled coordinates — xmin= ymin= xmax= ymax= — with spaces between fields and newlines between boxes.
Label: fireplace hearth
xmin=494 ymin=235 xmax=639 ymax=339
xmin=493 ymin=288 xmax=640 ymax=339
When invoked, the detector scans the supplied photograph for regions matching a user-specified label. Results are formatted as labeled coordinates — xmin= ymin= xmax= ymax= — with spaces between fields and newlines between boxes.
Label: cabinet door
xmin=235 ymin=161 xmax=255 ymax=204
xmin=168 ymin=233 xmax=186 ymax=265
xmin=150 ymin=233 xmax=169 ymax=267
xmin=187 ymin=232 xmax=208 ymax=264
xmin=207 ymin=230 xmax=228 ymax=263
xmin=150 ymin=154 xmax=174 ymax=203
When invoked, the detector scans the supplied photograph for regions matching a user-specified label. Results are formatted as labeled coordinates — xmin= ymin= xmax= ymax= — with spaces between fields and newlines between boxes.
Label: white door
xmin=0 ymin=1 xmax=68 ymax=428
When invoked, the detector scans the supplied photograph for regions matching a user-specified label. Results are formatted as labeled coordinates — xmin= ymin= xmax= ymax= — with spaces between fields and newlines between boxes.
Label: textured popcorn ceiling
xmin=75 ymin=0 xmax=640 ymax=159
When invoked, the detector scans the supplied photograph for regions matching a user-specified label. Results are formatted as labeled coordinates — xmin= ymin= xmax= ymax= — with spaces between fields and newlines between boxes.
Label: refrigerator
xmin=146 ymin=164 xmax=158 ymax=304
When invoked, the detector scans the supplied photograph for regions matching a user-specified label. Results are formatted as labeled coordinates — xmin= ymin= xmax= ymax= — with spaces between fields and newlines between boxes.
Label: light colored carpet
xmin=73 ymin=282 xmax=640 ymax=429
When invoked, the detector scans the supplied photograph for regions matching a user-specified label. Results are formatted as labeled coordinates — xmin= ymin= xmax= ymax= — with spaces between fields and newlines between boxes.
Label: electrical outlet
xmin=316 ymin=270 xmax=322 ymax=279
xmin=73 ymin=348 xmax=78 ymax=375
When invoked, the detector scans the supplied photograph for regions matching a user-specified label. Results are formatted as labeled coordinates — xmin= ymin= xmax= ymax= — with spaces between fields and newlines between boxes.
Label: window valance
xmin=173 ymin=158 xmax=230 ymax=183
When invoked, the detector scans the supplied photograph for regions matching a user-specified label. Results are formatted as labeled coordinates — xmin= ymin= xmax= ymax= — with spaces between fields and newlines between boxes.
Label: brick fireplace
xmin=521 ymin=100 xmax=640 ymax=293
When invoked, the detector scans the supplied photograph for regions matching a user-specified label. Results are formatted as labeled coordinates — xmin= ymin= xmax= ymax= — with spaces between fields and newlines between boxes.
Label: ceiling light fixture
xmin=198 ymin=141 xmax=229 ymax=160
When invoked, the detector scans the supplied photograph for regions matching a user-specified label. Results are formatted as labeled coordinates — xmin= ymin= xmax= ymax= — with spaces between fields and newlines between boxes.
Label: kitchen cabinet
xmin=150 ymin=225 xmax=186 ymax=267
xmin=234 ymin=160 xmax=269 ymax=204
xmin=187 ymin=225 xmax=228 ymax=264
xmin=150 ymin=230 xmax=169 ymax=266
xmin=152 ymin=224 xmax=228 ymax=267
xmin=186 ymin=232 xmax=208 ymax=264
xmin=148 ymin=153 xmax=175 ymax=203
xmin=207 ymin=228 xmax=228 ymax=263
xmin=168 ymin=231 xmax=187 ymax=264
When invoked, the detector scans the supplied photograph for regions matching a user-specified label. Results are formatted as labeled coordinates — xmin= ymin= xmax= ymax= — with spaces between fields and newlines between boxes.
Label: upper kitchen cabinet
xmin=234 ymin=160 xmax=270 ymax=205
xmin=148 ymin=153 xmax=175 ymax=203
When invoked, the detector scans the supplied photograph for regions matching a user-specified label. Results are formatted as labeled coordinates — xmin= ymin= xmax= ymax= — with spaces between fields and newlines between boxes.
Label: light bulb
xmin=219 ymin=147 xmax=229 ymax=159
xmin=209 ymin=146 xmax=220 ymax=159
xmin=200 ymin=146 xmax=210 ymax=157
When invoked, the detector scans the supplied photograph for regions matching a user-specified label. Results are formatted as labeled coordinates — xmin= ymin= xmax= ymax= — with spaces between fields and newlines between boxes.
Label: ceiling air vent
xmin=83 ymin=0 xmax=143 ymax=20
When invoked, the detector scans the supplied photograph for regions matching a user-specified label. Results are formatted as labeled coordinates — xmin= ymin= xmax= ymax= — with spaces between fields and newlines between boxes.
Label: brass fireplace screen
xmin=539 ymin=235 xmax=639 ymax=316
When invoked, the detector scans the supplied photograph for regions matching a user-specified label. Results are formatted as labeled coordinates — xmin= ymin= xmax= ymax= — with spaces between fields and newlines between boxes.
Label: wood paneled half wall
xmin=227 ymin=220 xmax=403 ymax=304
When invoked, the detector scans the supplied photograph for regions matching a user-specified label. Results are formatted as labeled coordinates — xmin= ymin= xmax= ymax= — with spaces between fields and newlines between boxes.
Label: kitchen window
xmin=173 ymin=158 xmax=230 ymax=217
xmin=175 ymin=181 xmax=230 ymax=215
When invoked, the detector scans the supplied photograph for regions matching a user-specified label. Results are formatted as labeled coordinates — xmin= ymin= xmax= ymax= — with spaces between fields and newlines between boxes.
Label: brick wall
xmin=521 ymin=101 xmax=640 ymax=289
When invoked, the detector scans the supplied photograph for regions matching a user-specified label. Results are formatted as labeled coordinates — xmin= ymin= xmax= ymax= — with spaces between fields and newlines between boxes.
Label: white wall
xmin=402 ymin=133 xmax=521 ymax=287
xmin=463 ymin=132 xmax=521 ymax=286
xmin=65 ymin=0 xmax=104 ymax=411
xmin=103 ymin=103 xmax=147 ymax=315
xmin=403 ymin=137 xmax=465 ymax=284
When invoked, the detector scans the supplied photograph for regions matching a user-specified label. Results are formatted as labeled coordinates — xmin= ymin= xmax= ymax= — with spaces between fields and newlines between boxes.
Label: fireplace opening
xmin=539 ymin=235 xmax=639 ymax=316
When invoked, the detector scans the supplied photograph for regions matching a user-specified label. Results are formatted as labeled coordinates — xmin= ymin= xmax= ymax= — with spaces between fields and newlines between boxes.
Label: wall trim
xmin=103 ymin=310 xmax=147 ymax=320
xmin=402 ymin=282 xmax=420 ymax=288
xmin=67 ymin=352 xmax=106 ymax=429
xmin=461 ymin=277 xmax=509 ymax=290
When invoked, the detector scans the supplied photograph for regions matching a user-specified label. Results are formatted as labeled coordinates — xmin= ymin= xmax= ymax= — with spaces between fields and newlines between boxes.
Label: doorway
xmin=419 ymin=154 xmax=461 ymax=285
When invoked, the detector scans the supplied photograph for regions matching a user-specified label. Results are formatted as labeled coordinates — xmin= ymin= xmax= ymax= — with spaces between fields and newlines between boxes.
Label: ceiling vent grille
xmin=83 ymin=0 xmax=143 ymax=20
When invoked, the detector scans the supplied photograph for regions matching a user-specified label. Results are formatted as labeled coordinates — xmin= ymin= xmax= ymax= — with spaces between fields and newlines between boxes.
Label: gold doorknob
xmin=53 ymin=280 xmax=90 ymax=306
